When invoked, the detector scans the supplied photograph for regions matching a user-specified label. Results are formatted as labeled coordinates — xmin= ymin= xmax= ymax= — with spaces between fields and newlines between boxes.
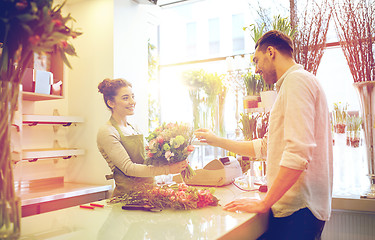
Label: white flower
xmin=165 ymin=151 xmax=175 ymax=161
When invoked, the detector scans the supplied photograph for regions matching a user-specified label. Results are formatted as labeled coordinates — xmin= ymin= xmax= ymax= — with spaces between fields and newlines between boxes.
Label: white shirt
xmin=253 ymin=64 xmax=333 ymax=220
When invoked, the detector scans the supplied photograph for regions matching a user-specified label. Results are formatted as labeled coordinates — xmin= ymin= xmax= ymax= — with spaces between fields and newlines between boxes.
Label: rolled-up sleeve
xmin=280 ymin=73 xmax=317 ymax=170
xmin=253 ymin=133 xmax=268 ymax=159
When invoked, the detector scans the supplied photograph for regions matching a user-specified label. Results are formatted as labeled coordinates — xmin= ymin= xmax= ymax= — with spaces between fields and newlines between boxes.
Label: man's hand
xmin=194 ymin=128 xmax=220 ymax=146
xmin=223 ymin=198 xmax=269 ymax=213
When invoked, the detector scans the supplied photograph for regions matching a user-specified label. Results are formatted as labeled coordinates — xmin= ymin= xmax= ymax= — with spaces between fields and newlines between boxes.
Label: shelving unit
xmin=23 ymin=114 xmax=84 ymax=126
xmin=22 ymin=92 xmax=64 ymax=101
xmin=22 ymin=148 xmax=85 ymax=161
xmin=13 ymin=51 xmax=111 ymax=218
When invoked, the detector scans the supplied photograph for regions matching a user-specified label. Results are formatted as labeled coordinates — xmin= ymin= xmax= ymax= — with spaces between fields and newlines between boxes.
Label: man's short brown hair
xmin=255 ymin=30 xmax=294 ymax=58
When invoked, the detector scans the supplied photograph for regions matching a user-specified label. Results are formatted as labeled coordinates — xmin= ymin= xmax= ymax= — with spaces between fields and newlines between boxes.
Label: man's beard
xmin=263 ymin=68 xmax=277 ymax=85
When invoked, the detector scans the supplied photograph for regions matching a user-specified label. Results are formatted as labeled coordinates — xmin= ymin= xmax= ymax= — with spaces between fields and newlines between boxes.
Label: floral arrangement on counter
xmin=109 ymin=183 xmax=219 ymax=210
xmin=145 ymin=122 xmax=196 ymax=179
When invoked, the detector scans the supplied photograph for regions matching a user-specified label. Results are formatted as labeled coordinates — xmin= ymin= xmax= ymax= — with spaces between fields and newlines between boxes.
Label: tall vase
xmin=0 ymin=80 xmax=21 ymax=239
xmin=354 ymin=82 xmax=375 ymax=198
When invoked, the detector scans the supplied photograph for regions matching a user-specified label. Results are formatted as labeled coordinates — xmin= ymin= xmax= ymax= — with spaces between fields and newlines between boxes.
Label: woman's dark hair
xmin=255 ymin=30 xmax=294 ymax=58
xmin=98 ymin=78 xmax=132 ymax=110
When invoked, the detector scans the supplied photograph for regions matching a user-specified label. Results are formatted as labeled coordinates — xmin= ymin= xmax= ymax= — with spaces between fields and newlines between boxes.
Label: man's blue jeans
xmin=258 ymin=207 xmax=326 ymax=240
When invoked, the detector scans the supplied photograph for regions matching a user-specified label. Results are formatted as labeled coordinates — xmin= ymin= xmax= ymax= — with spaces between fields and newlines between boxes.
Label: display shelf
xmin=22 ymin=92 xmax=64 ymax=101
xmin=22 ymin=148 xmax=85 ymax=161
xmin=23 ymin=115 xmax=84 ymax=126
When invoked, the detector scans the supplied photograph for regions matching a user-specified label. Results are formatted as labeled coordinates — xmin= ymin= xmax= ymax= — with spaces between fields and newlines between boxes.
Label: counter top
xmin=20 ymin=185 xmax=268 ymax=240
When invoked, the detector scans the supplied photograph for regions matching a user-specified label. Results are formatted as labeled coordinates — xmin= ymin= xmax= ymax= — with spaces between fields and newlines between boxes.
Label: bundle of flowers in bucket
xmin=145 ymin=122 xmax=196 ymax=180
xmin=110 ymin=183 xmax=219 ymax=210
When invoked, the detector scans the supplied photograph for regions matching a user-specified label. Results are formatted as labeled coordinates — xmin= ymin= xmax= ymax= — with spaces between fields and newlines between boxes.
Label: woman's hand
xmin=194 ymin=128 xmax=220 ymax=146
xmin=169 ymin=160 xmax=188 ymax=174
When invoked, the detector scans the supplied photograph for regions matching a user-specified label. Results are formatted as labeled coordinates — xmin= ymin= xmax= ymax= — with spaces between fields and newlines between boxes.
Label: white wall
xmin=65 ymin=0 xmax=156 ymax=185
xmin=15 ymin=0 xmax=157 ymax=186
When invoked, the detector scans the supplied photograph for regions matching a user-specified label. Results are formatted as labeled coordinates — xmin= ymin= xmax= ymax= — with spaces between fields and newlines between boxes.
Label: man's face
xmin=253 ymin=46 xmax=278 ymax=85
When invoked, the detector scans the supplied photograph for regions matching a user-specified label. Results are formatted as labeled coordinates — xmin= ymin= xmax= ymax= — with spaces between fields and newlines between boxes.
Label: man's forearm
xmin=213 ymin=137 xmax=256 ymax=157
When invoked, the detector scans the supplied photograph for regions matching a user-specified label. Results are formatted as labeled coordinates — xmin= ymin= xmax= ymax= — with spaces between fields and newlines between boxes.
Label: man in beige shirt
xmin=195 ymin=30 xmax=333 ymax=239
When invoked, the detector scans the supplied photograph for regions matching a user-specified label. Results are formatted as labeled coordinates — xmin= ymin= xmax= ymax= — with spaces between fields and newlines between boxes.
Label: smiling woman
xmin=96 ymin=78 xmax=188 ymax=197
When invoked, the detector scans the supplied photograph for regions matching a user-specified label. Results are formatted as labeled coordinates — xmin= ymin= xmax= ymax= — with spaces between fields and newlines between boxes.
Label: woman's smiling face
xmin=109 ymin=86 xmax=136 ymax=116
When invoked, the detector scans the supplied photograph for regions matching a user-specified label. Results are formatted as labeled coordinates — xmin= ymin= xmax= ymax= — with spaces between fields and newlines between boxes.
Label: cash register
xmin=173 ymin=156 xmax=243 ymax=187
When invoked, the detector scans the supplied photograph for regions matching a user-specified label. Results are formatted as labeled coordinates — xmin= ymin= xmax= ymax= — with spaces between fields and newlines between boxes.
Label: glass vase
xmin=354 ymin=82 xmax=375 ymax=198
xmin=0 ymin=81 xmax=21 ymax=239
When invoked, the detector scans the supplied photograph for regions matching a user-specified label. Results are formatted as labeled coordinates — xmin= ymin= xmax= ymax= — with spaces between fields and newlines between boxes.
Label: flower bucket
xmin=260 ymin=90 xmax=277 ymax=111
xmin=0 ymin=81 xmax=21 ymax=239
xmin=354 ymin=81 xmax=375 ymax=198
xmin=243 ymin=95 xmax=261 ymax=110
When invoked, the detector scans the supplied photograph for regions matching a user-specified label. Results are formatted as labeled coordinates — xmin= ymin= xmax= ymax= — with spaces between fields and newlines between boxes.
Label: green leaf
xmin=59 ymin=49 xmax=72 ymax=69
xmin=16 ymin=14 xmax=39 ymax=22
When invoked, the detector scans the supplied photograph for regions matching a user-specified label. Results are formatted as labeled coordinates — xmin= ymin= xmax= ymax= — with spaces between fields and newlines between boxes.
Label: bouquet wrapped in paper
xmin=145 ymin=122 xmax=196 ymax=179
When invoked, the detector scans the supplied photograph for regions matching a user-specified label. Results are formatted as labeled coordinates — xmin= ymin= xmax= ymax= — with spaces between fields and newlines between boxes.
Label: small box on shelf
xmin=34 ymin=70 xmax=53 ymax=95
xmin=22 ymin=51 xmax=64 ymax=101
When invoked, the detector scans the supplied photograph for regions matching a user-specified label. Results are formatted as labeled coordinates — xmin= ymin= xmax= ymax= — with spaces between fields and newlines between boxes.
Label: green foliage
xmin=243 ymin=70 xmax=263 ymax=96
xmin=239 ymin=113 xmax=258 ymax=141
xmin=243 ymin=23 xmax=265 ymax=44
xmin=182 ymin=69 xmax=227 ymax=133
xmin=239 ymin=112 xmax=269 ymax=141
xmin=347 ymin=116 xmax=362 ymax=132
xmin=244 ymin=14 xmax=296 ymax=44
xmin=271 ymin=15 xmax=297 ymax=40
xmin=333 ymin=102 xmax=348 ymax=124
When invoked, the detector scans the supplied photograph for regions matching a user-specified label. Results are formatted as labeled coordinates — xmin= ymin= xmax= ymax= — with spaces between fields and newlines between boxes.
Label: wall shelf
xmin=22 ymin=92 xmax=64 ymax=101
xmin=22 ymin=148 xmax=85 ymax=161
xmin=23 ymin=115 xmax=84 ymax=126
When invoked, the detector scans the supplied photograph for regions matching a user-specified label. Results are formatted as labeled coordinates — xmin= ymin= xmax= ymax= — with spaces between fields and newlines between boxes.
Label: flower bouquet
xmin=145 ymin=122 xmax=196 ymax=180
xmin=110 ymin=183 xmax=219 ymax=210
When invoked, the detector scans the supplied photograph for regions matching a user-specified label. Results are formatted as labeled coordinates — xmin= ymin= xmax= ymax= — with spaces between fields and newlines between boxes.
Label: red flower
xmin=52 ymin=19 xmax=63 ymax=27
xmin=15 ymin=1 xmax=28 ymax=11
xmin=147 ymin=152 xmax=154 ymax=158
xmin=156 ymin=136 xmax=164 ymax=144
xmin=60 ymin=41 xmax=68 ymax=49
xmin=28 ymin=35 xmax=40 ymax=45
xmin=187 ymin=145 xmax=195 ymax=152
xmin=178 ymin=183 xmax=188 ymax=192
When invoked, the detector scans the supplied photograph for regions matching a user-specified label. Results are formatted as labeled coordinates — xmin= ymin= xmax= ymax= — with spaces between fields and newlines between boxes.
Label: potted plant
xmin=346 ymin=116 xmax=362 ymax=148
xmin=0 ymin=1 xmax=81 ymax=238
xmin=332 ymin=102 xmax=348 ymax=134
xmin=242 ymin=70 xmax=262 ymax=110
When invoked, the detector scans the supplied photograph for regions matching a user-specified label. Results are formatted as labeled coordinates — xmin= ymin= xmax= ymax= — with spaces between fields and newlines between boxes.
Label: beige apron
xmin=108 ymin=118 xmax=153 ymax=197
